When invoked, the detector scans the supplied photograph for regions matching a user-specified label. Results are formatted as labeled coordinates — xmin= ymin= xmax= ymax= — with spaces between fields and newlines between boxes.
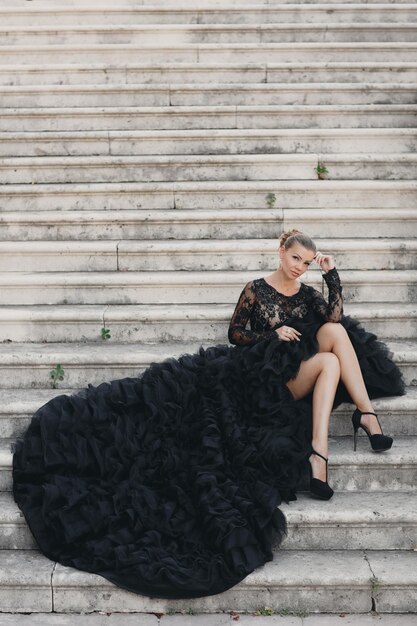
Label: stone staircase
xmin=0 ymin=0 xmax=416 ymax=616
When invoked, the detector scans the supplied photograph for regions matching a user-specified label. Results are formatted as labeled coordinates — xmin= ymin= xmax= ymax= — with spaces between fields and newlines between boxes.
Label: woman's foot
xmin=308 ymin=449 xmax=334 ymax=500
xmin=358 ymin=411 xmax=383 ymax=436
xmin=309 ymin=451 xmax=328 ymax=482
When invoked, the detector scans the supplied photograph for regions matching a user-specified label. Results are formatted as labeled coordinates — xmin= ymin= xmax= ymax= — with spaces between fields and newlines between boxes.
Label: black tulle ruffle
xmin=12 ymin=313 xmax=405 ymax=598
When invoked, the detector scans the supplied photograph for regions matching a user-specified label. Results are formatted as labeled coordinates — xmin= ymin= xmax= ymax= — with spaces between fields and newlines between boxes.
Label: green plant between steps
xmin=315 ymin=162 xmax=329 ymax=180
xmin=254 ymin=607 xmax=274 ymax=616
xmin=265 ymin=192 xmax=277 ymax=208
xmin=50 ymin=364 xmax=65 ymax=389
xmin=101 ymin=326 xmax=111 ymax=340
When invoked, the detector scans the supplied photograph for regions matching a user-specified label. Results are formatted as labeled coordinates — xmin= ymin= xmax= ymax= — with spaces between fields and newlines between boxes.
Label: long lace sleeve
xmin=228 ymin=282 xmax=279 ymax=346
xmin=310 ymin=268 xmax=344 ymax=322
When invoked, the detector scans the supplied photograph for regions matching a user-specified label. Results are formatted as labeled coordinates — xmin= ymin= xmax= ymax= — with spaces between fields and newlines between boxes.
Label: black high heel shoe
xmin=352 ymin=409 xmax=393 ymax=452
xmin=308 ymin=450 xmax=334 ymax=500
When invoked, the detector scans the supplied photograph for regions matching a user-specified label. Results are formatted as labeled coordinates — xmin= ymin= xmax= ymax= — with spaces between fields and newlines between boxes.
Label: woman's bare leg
xmin=286 ymin=352 xmax=341 ymax=481
xmin=316 ymin=323 xmax=382 ymax=435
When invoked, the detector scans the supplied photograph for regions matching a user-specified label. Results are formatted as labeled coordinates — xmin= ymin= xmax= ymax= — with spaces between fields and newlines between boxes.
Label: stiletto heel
xmin=351 ymin=409 xmax=393 ymax=452
xmin=308 ymin=449 xmax=334 ymax=500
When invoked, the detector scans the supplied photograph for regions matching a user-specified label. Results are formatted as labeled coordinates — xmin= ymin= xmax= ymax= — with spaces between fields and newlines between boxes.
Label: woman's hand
xmin=276 ymin=326 xmax=301 ymax=342
xmin=314 ymin=251 xmax=335 ymax=273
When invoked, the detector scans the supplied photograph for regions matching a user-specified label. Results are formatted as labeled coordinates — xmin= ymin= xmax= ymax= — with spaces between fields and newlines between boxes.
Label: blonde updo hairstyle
xmin=279 ymin=229 xmax=316 ymax=253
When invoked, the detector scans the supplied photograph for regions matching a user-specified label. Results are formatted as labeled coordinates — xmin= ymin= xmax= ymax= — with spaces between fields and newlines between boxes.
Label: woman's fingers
xmin=277 ymin=326 xmax=301 ymax=341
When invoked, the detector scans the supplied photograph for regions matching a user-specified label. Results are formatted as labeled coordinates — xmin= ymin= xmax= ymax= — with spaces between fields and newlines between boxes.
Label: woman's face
xmin=279 ymin=243 xmax=316 ymax=279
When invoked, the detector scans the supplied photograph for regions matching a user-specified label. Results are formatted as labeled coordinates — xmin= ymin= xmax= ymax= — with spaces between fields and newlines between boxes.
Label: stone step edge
xmin=3 ymin=128 xmax=417 ymax=139
xmin=2 ymin=104 xmax=415 ymax=115
xmin=2 ymin=3 xmax=417 ymax=14
xmin=1 ymin=82 xmax=415 ymax=93
xmin=0 ymin=301 xmax=415 ymax=321
xmin=1 ymin=61 xmax=417 ymax=71
xmin=1 ymin=549 xmax=415 ymax=614
xmin=3 ymin=22 xmax=417 ymax=33
xmin=1 ymin=238 xmax=416 ymax=252
xmin=2 ymin=207 xmax=416 ymax=219
xmin=0 ymin=269 xmax=416 ymax=286
xmin=2 ymin=42 xmax=416 ymax=52
xmin=2 ymin=153 xmax=417 ymax=167
xmin=0 ymin=339 xmax=414 ymax=363
xmin=1 ymin=179 xmax=415 ymax=193
xmin=1 ymin=208 xmax=416 ymax=223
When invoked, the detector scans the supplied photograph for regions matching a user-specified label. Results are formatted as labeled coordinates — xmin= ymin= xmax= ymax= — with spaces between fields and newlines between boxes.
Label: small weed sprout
xmin=50 ymin=364 xmax=65 ymax=388
xmin=101 ymin=327 xmax=111 ymax=340
xmin=265 ymin=192 xmax=276 ymax=208
xmin=315 ymin=162 xmax=329 ymax=180
xmin=254 ymin=607 xmax=274 ymax=616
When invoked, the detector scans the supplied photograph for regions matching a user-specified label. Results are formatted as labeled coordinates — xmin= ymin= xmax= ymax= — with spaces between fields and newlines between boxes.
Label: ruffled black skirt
xmin=12 ymin=313 xmax=405 ymax=599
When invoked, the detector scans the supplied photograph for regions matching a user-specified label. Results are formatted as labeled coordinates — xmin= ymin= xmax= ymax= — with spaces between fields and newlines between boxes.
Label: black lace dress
xmin=13 ymin=269 xmax=404 ymax=599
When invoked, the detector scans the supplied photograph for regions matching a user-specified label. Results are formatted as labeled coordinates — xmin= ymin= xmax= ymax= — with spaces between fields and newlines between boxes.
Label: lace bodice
xmin=228 ymin=268 xmax=343 ymax=346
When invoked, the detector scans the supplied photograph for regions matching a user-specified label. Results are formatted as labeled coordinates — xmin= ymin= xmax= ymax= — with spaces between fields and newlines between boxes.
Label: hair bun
xmin=279 ymin=229 xmax=302 ymax=248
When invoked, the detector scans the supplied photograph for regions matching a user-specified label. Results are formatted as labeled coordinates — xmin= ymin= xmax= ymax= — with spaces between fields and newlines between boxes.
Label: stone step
xmin=1 ymin=62 xmax=416 ymax=86
xmin=0 ymin=154 xmax=316 ymax=185
xmin=3 ymin=23 xmax=417 ymax=46
xmin=2 ymin=104 xmax=415 ymax=132
xmin=0 ymin=339 xmax=414 ymax=391
xmin=0 ymin=239 xmax=415 ymax=272
xmin=1 ymin=180 xmax=415 ymax=211
xmin=1 ymin=154 xmax=416 ymax=184
xmin=1 ymin=548 xmax=416 ymax=613
xmin=0 ymin=302 xmax=415 ymax=345
xmin=2 ymin=386 xmax=415 ymax=440
xmin=2 ymin=5 xmax=417 ymax=26
xmin=2 ymin=490 xmax=416 ymax=551
xmin=1 ymin=208 xmax=415 ymax=240
xmin=2 ymin=129 xmax=417 ymax=157
xmin=1 ymin=43 xmax=416 ymax=65
xmin=1 ymin=433 xmax=416 ymax=492
xmin=1 ymin=269 xmax=415 ymax=305
xmin=1 ymin=82 xmax=415 ymax=108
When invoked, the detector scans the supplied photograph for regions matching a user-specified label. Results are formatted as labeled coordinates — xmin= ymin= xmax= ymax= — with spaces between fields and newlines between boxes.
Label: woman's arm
xmin=310 ymin=268 xmax=344 ymax=322
xmin=228 ymin=281 xmax=279 ymax=346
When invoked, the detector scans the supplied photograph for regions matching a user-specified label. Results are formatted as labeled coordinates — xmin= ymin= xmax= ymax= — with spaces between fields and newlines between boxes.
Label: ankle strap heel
xmin=351 ymin=409 xmax=393 ymax=452
xmin=308 ymin=449 xmax=334 ymax=500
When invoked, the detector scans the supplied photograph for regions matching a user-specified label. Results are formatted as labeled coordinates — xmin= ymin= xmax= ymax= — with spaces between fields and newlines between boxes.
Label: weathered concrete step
xmin=3 ymin=5 xmax=417 ymax=26
xmin=3 ymin=23 xmax=417 ymax=45
xmin=1 ymin=549 xmax=416 ymax=614
xmin=2 ymin=208 xmax=415 ymax=240
xmin=1 ymin=154 xmax=416 ymax=184
xmin=1 ymin=180 xmax=415 ymax=211
xmin=0 ymin=208 xmax=282 ymax=240
xmin=2 ymin=105 xmax=415 ymax=132
xmin=2 ymin=490 xmax=416 ymax=551
xmin=0 ymin=340 xmax=414 ymax=391
xmin=3 ymin=129 xmax=417 ymax=157
xmin=1 ymin=239 xmax=415 ymax=272
xmin=0 ymin=154 xmax=318 ymax=185
xmin=1 ymin=62 xmax=416 ymax=86
xmin=1 ymin=270 xmax=416 ymax=305
xmin=2 ymin=43 xmax=416 ymax=65
xmin=0 ymin=616 xmax=413 ymax=626
xmin=0 ymin=302 xmax=415 ymax=345
xmin=1 ymin=82 xmax=415 ymax=108
xmin=1 ymin=209 xmax=286 ymax=239
xmin=1 ymin=386 xmax=415 ymax=440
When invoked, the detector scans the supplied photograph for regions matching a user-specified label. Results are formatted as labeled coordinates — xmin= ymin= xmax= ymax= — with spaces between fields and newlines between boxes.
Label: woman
xmin=13 ymin=229 xmax=405 ymax=599
xmin=228 ymin=229 xmax=401 ymax=500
